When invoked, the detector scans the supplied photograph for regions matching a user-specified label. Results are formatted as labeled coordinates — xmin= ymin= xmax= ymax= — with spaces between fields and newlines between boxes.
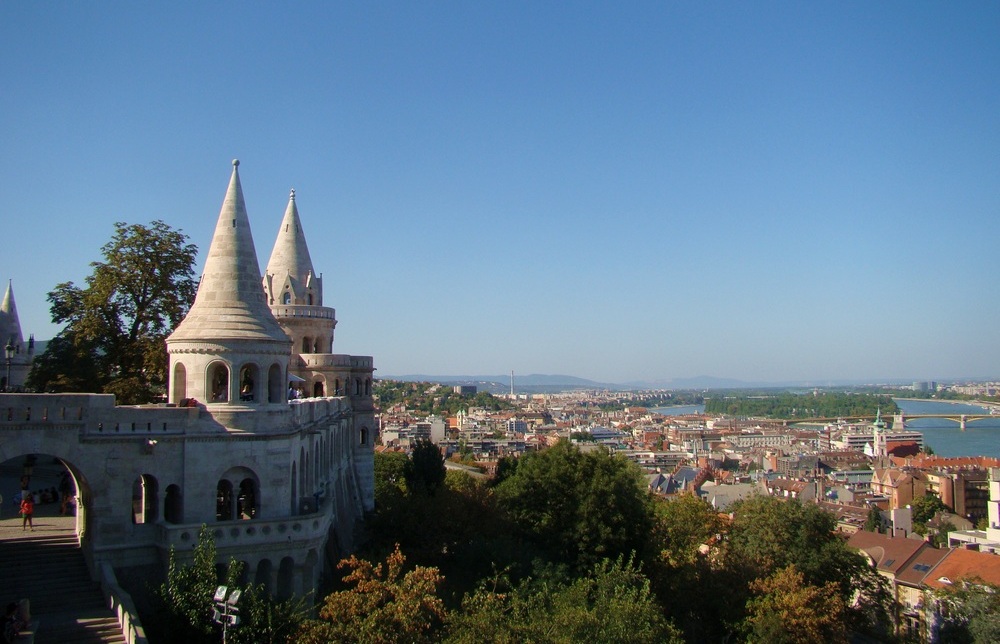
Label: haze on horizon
xmin=2 ymin=3 xmax=998 ymax=385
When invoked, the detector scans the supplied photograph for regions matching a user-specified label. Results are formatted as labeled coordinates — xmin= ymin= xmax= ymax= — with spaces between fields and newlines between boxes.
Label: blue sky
xmin=2 ymin=2 xmax=999 ymax=384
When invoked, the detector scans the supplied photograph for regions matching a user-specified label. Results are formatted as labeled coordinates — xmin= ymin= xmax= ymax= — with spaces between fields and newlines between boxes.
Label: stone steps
xmin=0 ymin=531 xmax=125 ymax=643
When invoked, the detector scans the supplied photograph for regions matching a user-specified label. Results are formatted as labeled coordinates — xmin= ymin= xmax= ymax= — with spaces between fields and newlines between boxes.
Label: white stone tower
xmin=263 ymin=189 xmax=371 ymax=401
xmin=166 ymin=160 xmax=293 ymax=412
xmin=0 ymin=280 xmax=34 ymax=390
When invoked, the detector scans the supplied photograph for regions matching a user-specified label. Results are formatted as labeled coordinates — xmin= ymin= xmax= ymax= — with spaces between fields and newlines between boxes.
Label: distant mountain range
xmin=381 ymin=373 xmax=928 ymax=393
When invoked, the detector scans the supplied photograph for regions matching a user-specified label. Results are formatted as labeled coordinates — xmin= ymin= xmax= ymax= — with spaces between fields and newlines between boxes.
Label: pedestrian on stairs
xmin=19 ymin=495 xmax=33 ymax=531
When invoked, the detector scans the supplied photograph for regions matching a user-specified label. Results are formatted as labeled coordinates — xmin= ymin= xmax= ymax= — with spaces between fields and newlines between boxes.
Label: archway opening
xmin=0 ymin=453 xmax=89 ymax=541
xmin=209 ymin=362 xmax=230 ymax=402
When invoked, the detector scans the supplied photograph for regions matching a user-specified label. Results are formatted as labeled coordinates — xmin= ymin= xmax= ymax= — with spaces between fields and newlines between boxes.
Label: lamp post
xmin=3 ymin=340 xmax=12 ymax=392
xmin=211 ymin=585 xmax=241 ymax=644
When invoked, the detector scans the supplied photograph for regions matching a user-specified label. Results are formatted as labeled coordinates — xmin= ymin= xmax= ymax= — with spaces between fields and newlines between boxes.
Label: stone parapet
xmin=271 ymin=305 xmax=336 ymax=320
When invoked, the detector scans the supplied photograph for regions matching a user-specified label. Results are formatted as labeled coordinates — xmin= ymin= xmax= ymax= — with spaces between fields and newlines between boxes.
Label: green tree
xmin=910 ymin=493 xmax=952 ymax=526
xmin=495 ymin=440 xmax=654 ymax=572
xmin=154 ymin=525 xmax=246 ymax=643
xmin=864 ymin=505 xmax=885 ymax=533
xmin=722 ymin=496 xmax=891 ymax=638
xmin=297 ymin=544 xmax=447 ymax=644
xmin=446 ymin=558 xmax=682 ymax=644
xmin=935 ymin=580 xmax=1000 ymax=643
xmin=153 ymin=525 xmax=303 ymax=644
xmin=29 ymin=220 xmax=197 ymax=403
xmin=405 ymin=439 xmax=446 ymax=495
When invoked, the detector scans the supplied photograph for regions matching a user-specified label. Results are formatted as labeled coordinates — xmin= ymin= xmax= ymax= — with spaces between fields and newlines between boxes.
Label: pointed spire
xmin=264 ymin=188 xmax=318 ymax=304
xmin=169 ymin=160 xmax=289 ymax=343
xmin=0 ymin=280 xmax=24 ymax=348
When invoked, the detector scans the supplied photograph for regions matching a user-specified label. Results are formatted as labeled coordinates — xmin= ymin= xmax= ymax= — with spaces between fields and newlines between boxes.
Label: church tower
xmin=166 ymin=160 xmax=292 ymax=411
xmin=0 ymin=280 xmax=34 ymax=390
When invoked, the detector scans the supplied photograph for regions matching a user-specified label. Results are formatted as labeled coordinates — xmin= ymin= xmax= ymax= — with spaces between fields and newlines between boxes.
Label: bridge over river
xmin=782 ymin=412 xmax=997 ymax=431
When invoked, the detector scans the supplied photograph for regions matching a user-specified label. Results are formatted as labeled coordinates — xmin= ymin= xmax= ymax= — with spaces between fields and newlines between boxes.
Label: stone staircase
xmin=0 ymin=530 xmax=125 ymax=644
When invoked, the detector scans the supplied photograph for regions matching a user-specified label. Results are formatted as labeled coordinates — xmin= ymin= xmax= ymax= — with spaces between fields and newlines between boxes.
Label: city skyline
xmin=2 ymin=3 xmax=999 ymax=384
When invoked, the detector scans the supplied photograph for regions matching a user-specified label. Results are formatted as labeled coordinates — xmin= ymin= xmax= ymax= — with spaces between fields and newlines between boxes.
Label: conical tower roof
xmin=0 ymin=280 xmax=24 ymax=347
xmin=265 ymin=189 xmax=316 ymax=286
xmin=168 ymin=160 xmax=289 ymax=343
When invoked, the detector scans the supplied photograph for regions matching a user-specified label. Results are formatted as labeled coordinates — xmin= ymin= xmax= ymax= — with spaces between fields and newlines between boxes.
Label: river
xmin=893 ymin=399 xmax=1000 ymax=459
xmin=651 ymin=400 xmax=1000 ymax=459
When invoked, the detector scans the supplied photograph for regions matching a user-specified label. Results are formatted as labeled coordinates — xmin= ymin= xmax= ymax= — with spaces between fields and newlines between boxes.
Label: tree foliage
xmin=934 ymin=580 xmax=1000 ymax=644
xmin=297 ymin=544 xmax=447 ymax=644
xmin=28 ymin=220 xmax=197 ymax=403
xmin=704 ymin=391 xmax=897 ymax=419
xmin=744 ymin=565 xmax=847 ymax=644
xmin=405 ymin=439 xmax=447 ymax=496
xmin=496 ymin=440 xmax=654 ymax=572
xmin=446 ymin=558 xmax=682 ymax=644
xmin=152 ymin=525 xmax=304 ymax=644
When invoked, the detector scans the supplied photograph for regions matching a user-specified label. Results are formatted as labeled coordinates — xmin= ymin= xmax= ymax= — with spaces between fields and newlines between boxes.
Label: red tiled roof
xmin=847 ymin=530 xmax=925 ymax=576
xmin=924 ymin=548 xmax=1000 ymax=589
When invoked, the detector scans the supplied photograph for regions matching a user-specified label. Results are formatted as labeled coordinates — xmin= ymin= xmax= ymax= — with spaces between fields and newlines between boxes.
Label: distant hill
xmin=382 ymin=373 xmax=617 ymax=394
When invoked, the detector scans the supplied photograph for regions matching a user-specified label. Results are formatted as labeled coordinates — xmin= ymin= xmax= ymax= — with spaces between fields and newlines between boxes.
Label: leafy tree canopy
xmin=28 ymin=220 xmax=197 ymax=403
xmin=496 ymin=440 xmax=654 ymax=572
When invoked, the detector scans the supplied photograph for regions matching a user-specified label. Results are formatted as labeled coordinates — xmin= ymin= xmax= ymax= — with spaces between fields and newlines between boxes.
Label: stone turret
xmin=0 ymin=280 xmax=33 ymax=390
xmin=263 ymin=190 xmax=358 ymax=399
xmin=167 ymin=160 xmax=292 ymax=408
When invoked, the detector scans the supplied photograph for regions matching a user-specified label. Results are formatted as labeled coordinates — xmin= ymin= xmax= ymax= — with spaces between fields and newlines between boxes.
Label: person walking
xmin=20 ymin=494 xmax=34 ymax=531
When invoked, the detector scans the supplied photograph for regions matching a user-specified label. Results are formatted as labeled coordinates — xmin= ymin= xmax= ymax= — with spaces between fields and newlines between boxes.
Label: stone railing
xmin=271 ymin=304 xmax=336 ymax=320
xmin=99 ymin=562 xmax=147 ymax=644
xmin=157 ymin=512 xmax=333 ymax=552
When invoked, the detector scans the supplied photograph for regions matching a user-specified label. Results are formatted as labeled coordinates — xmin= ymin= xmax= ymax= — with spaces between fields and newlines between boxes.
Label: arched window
xmin=355 ymin=379 xmax=362 ymax=396
xmin=282 ymin=292 xmax=291 ymax=305
xmin=209 ymin=362 xmax=230 ymax=402
xmin=132 ymin=474 xmax=158 ymax=524
xmin=277 ymin=557 xmax=295 ymax=601
xmin=172 ymin=362 xmax=187 ymax=403
xmin=360 ymin=427 xmax=368 ymax=446
xmin=237 ymin=478 xmax=258 ymax=519
xmin=290 ymin=461 xmax=297 ymax=515
xmin=216 ymin=480 xmax=234 ymax=521
xmin=307 ymin=294 xmax=313 ymax=305
xmin=255 ymin=560 xmax=274 ymax=597
xmin=219 ymin=467 xmax=261 ymax=521
xmin=334 ymin=378 xmax=340 ymax=395
xmin=164 ymin=484 xmax=183 ymax=524
xmin=313 ymin=381 xmax=324 ymax=398
xmin=301 ymin=337 xmax=312 ymax=353
xmin=239 ymin=364 xmax=259 ymax=402
xmin=365 ymin=378 xmax=371 ymax=396
xmin=267 ymin=364 xmax=283 ymax=403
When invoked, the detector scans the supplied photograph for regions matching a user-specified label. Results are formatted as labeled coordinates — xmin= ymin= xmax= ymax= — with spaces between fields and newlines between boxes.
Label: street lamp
xmin=4 ymin=340 xmax=12 ymax=392
xmin=211 ymin=585 xmax=241 ymax=644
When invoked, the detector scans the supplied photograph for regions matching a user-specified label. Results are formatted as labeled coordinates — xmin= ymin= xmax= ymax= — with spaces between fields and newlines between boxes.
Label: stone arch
xmin=290 ymin=461 xmax=297 ymax=515
xmin=303 ymin=549 xmax=319 ymax=596
xmin=238 ymin=363 xmax=260 ymax=402
xmin=301 ymin=337 xmax=312 ymax=353
xmin=313 ymin=380 xmax=325 ymax=398
xmin=255 ymin=559 xmax=274 ymax=596
xmin=217 ymin=466 xmax=260 ymax=521
xmin=334 ymin=378 xmax=341 ymax=395
xmin=0 ymin=452 xmax=91 ymax=544
xmin=365 ymin=378 xmax=371 ymax=396
xmin=277 ymin=556 xmax=295 ymax=601
xmin=307 ymin=293 xmax=314 ymax=305
xmin=208 ymin=361 xmax=230 ymax=402
xmin=237 ymin=477 xmax=258 ymax=519
xmin=354 ymin=378 xmax=361 ymax=396
xmin=131 ymin=473 xmax=158 ymax=524
xmin=216 ymin=479 xmax=234 ymax=521
xmin=164 ymin=483 xmax=183 ymax=524
xmin=360 ymin=427 xmax=369 ymax=446
xmin=282 ymin=291 xmax=291 ymax=305
xmin=267 ymin=363 xmax=283 ymax=403
xmin=171 ymin=362 xmax=187 ymax=402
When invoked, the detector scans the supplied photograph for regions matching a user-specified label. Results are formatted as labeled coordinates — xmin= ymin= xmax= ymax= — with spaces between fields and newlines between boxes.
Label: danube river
xmin=652 ymin=400 xmax=1000 ymax=459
